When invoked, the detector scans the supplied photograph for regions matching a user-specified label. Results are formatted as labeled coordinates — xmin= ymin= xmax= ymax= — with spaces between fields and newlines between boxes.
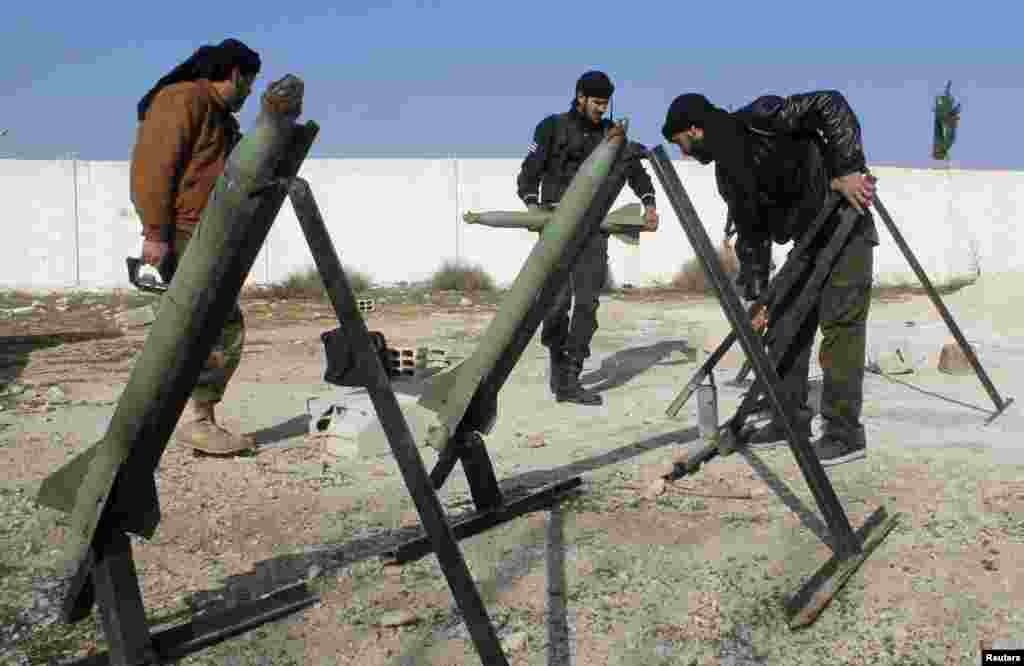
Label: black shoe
xmin=556 ymin=385 xmax=604 ymax=405
xmin=555 ymin=358 xmax=603 ymax=406
xmin=812 ymin=427 xmax=867 ymax=467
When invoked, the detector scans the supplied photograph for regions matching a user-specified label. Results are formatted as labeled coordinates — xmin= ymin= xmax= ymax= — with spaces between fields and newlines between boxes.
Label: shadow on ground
xmin=250 ymin=416 xmax=309 ymax=448
xmin=582 ymin=340 xmax=696 ymax=393
xmin=179 ymin=422 xmax=701 ymax=617
xmin=0 ymin=331 xmax=124 ymax=396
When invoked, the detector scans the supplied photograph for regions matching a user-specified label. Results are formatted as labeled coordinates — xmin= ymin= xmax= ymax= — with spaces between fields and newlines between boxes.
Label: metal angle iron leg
xmin=287 ymin=178 xmax=509 ymax=665
xmin=872 ymin=195 xmax=1013 ymax=422
xmin=647 ymin=145 xmax=861 ymax=558
xmin=91 ymin=527 xmax=157 ymax=666
xmin=458 ymin=431 xmax=505 ymax=512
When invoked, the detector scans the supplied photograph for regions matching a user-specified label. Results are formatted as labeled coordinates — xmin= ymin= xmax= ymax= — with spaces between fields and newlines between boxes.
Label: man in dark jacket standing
xmin=662 ymin=90 xmax=877 ymax=466
xmin=517 ymin=70 xmax=660 ymax=405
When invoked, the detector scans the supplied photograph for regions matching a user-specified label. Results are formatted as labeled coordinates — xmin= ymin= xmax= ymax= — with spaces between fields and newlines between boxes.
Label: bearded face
xmin=686 ymin=134 xmax=714 ymax=164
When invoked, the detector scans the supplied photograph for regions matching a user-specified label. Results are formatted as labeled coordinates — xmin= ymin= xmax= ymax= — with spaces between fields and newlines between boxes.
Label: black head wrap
xmin=575 ymin=70 xmax=615 ymax=99
xmin=662 ymin=93 xmax=763 ymax=239
xmin=661 ymin=93 xmax=717 ymax=141
xmin=137 ymin=38 xmax=261 ymax=121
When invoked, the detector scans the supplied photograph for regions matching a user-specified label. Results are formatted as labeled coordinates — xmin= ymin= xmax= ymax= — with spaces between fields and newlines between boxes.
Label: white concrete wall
xmin=2 ymin=157 xmax=1020 ymax=290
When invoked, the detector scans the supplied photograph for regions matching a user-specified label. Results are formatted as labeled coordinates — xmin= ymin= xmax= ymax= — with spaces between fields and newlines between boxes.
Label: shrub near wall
xmin=430 ymin=260 xmax=495 ymax=292
xmin=672 ymin=240 xmax=740 ymax=294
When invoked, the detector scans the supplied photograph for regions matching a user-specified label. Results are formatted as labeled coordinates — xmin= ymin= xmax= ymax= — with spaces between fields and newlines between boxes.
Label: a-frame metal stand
xmin=647 ymin=145 xmax=900 ymax=627
xmin=380 ymin=142 xmax=649 ymax=566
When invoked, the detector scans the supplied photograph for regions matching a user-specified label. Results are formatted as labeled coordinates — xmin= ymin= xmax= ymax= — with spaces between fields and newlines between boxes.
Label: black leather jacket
xmin=719 ymin=90 xmax=875 ymax=245
xmin=517 ymin=107 xmax=656 ymax=209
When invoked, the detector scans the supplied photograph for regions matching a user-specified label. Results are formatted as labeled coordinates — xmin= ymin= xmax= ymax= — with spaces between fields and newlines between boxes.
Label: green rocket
xmin=464 ymin=202 xmax=649 ymax=245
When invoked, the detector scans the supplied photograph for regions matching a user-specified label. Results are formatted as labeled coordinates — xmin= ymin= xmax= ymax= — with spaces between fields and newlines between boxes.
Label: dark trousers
xmin=541 ymin=231 xmax=609 ymax=360
xmin=774 ymin=214 xmax=877 ymax=438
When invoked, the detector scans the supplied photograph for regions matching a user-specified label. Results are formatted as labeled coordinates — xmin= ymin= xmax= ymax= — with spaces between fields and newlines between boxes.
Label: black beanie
xmin=137 ymin=38 xmax=261 ymax=121
xmin=576 ymin=70 xmax=615 ymax=99
xmin=661 ymin=93 xmax=716 ymax=142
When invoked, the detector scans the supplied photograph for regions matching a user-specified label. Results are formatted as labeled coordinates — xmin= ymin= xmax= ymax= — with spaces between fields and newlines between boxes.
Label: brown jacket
xmin=130 ymin=79 xmax=241 ymax=242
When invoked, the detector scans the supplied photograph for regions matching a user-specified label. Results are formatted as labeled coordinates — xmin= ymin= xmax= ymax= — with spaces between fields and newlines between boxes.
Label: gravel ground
xmin=2 ymin=284 xmax=1022 ymax=665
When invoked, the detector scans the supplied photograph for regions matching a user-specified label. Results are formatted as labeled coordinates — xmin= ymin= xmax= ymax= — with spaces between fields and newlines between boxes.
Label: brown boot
xmin=176 ymin=400 xmax=255 ymax=455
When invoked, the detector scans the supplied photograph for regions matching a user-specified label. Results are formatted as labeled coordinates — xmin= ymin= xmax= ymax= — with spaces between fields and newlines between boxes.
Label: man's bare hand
xmin=830 ymin=173 xmax=876 ymax=214
xmin=605 ymin=124 xmax=626 ymax=141
xmin=749 ymin=302 xmax=769 ymax=332
xmin=643 ymin=206 xmax=659 ymax=231
xmin=142 ymin=239 xmax=171 ymax=267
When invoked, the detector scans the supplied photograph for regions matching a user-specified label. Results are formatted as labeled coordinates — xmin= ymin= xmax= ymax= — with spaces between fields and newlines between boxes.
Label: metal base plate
xmin=65 ymin=582 xmax=319 ymax=665
xmin=786 ymin=506 xmax=901 ymax=629
xmin=383 ymin=477 xmax=583 ymax=564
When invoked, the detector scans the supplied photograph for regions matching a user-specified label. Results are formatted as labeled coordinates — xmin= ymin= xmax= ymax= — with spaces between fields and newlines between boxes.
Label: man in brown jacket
xmin=130 ymin=38 xmax=261 ymax=455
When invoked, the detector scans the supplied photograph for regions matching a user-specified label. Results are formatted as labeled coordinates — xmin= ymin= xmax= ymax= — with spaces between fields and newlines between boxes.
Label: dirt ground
xmin=1 ymin=283 xmax=1022 ymax=665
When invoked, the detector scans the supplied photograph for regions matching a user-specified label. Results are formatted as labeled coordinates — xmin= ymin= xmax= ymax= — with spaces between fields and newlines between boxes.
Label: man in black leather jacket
xmin=517 ymin=70 xmax=659 ymax=406
xmin=662 ymin=90 xmax=878 ymax=466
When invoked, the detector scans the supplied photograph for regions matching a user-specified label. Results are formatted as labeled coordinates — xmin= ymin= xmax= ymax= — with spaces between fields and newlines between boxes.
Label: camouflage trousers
xmin=774 ymin=216 xmax=876 ymax=440
xmin=149 ymin=230 xmax=246 ymax=405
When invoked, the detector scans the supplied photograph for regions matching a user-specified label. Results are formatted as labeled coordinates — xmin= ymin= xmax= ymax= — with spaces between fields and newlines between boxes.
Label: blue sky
xmin=2 ymin=1 xmax=1021 ymax=169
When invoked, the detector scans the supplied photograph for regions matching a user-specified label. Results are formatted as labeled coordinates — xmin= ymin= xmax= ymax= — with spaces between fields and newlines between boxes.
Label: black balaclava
xmin=662 ymin=93 xmax=762 ymax=238
xmin=137 ymin=38 xmax=261 ymax=121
